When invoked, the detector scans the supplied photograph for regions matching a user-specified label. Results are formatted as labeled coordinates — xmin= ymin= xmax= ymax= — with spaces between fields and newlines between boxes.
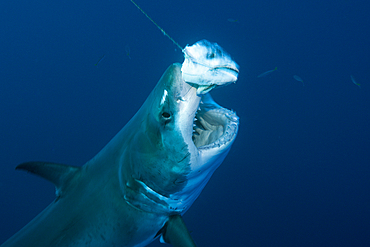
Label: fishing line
xmin=129 ymin=0 xmax=228 ymax=75
xmin=130 ymin=0 xmax=184 ymax=51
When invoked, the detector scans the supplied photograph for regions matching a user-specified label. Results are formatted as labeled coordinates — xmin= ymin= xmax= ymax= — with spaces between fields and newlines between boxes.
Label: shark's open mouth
xmin=122 ymin=63 xmax=239 ymax=215
xmin=192 ymin=94 xmax=238 ymax=150
xmin=123 ymin=92 xmax=239 ymax=214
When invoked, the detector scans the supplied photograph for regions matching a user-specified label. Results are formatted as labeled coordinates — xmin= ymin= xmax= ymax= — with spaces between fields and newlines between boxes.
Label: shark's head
xmin=121 ymin=42 xmax=239 ymax=215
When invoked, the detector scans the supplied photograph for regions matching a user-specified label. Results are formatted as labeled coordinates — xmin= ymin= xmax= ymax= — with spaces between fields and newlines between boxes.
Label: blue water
xmin=1 ymin=0 xmax=369 ymax=246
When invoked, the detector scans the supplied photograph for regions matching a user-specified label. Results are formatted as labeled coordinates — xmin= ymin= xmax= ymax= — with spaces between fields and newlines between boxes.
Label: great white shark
xmin=1 ymin=40 xmax=239 ymax=247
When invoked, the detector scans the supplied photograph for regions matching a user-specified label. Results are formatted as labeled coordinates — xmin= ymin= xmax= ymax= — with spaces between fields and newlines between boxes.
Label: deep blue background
xmin=1 ymin=0 xmax=369 ymax=246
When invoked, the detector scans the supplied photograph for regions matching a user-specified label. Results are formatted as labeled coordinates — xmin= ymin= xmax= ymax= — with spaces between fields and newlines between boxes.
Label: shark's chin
xmin=192 ymin=93 xmax=238 ymax=151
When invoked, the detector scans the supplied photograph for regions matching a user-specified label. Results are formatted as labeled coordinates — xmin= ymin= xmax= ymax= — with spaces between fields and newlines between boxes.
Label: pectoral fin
xmin=160 ymin=215 xmax=197 ymax=247
xmin=16 ymin=161 xmax=80 ymax=198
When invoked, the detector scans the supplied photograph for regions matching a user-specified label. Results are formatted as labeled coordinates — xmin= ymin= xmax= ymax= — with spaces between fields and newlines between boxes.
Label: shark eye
xmin=162 ymin=112 xmax=171 ymax=119
xmin=161 ymin=111 xmax=172 ymax=125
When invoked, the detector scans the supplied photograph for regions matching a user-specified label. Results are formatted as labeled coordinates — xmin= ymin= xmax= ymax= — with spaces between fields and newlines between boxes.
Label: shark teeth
xmin=201 ymin=118 xmax=238 ymax=150
xmin=192 ymin=102 xmax=238 ymax=149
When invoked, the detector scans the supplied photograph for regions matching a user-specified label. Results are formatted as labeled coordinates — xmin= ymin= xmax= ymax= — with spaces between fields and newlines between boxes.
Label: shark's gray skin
xmin=1 ymin=44 xmax=239 ymax=247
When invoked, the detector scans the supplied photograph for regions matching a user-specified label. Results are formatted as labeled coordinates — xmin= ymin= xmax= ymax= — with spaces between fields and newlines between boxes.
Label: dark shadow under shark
xmin=1 ymin=41 xmax=239 ymax=247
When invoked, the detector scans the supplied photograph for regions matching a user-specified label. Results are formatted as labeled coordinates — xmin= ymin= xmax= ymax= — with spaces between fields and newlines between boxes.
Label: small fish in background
xmin=257 ymin=67 xmax=277 ymax=78
xmin=227 ymin=18 xmax=239 ymax=23
xmin=125 ymin=45 xmax=131 ymax=59
xmin=293 ymin=75 xmax=304 ymax=86
xmin=350 ymin=75 xmax=361 ymax=88
xmin=94 ymin=54 xmax=106 ymax=66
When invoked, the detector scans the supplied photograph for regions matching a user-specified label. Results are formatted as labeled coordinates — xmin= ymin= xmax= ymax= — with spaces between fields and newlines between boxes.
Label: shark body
xmin=1 ymin=41 xmax=239 ymax=247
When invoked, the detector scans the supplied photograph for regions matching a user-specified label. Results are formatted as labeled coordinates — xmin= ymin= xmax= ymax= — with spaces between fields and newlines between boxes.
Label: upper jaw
xmin=168 ymin=59 xmax=239 ymax=158
xmin=175 ymin=74 xmax=239 ymax=152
